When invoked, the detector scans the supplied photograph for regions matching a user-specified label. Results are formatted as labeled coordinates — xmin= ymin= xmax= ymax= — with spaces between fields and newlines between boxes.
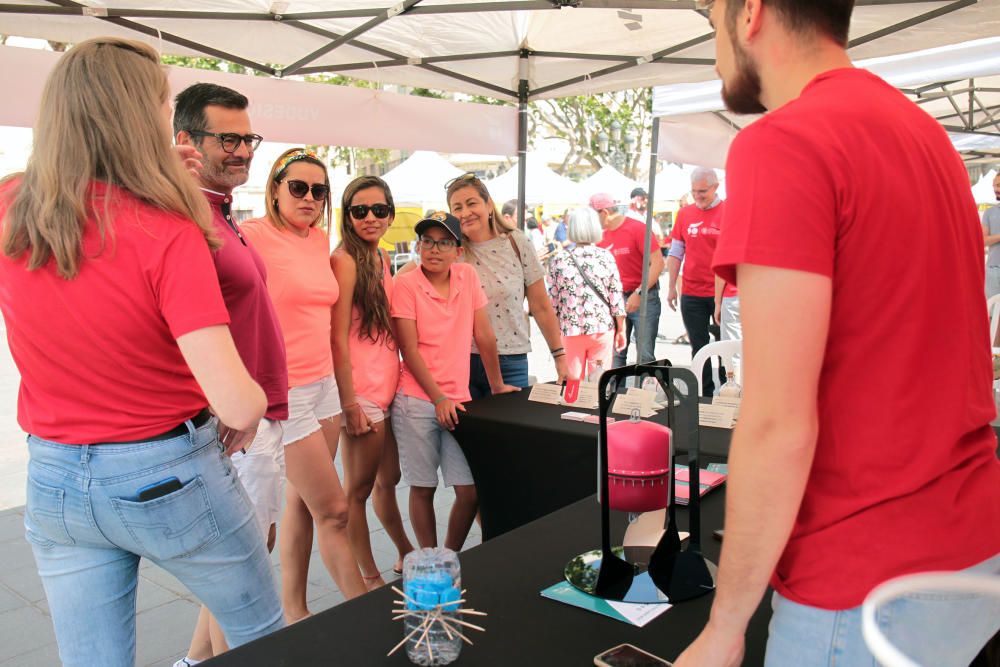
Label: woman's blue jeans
xmin=469 ymin=353 xmax=530 ymax=399
xmin=24 ymin=417 xmax=284 ymax=667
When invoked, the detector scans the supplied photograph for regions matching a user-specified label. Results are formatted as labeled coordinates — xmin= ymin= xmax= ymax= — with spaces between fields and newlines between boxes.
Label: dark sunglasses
xmin=285 ymin=180 xmax=329 ymax=201
xmin=349 ymin=204 xmax=393 ymax=220
xmin=187 ymin=130 xmax=263 ymax=153
xmin=444 ymin=172 xmax=481 ymax=190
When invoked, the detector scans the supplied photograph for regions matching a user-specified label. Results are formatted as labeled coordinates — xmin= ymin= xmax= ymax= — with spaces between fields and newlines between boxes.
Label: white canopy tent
xmin=651 ymin=36 xmax=1000 ymax=169
xmin=3 ymin=0 xmax=1000 ymax=229
xmin=973 ymin=170 xmax=998 ymax=204
xmin=580 ymin=165 xmax=640 ymax=202
xmin=4 ymin=0 xmax=1000 ymax=364
xmin=485 ymin=154 xmax=583 ymax=206
xmin=380 ymin=150 xmax=463 ymax=206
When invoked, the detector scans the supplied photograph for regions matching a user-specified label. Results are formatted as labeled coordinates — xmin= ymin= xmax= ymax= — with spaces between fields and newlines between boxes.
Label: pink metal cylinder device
xmin=606 ymin=419 xmax=672 ymax=512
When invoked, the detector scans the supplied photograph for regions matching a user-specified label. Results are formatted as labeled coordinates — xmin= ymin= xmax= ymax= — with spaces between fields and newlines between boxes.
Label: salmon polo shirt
xmin=392 ymin=262 xmax=488 ymax=404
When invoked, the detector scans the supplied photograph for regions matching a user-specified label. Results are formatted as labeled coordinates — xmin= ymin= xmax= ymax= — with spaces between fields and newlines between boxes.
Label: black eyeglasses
xmin=187 ymin=130 xmax=263 ymax=153
xmin=284 ymin=180 xmax=329 ymax=201
xmin=444 ymin=172 xmax=481 ymax=190
xmin=418 ymin=236 xmax=458 ymax=251
xmin=349 ymin=204 xmax=392 ymax=220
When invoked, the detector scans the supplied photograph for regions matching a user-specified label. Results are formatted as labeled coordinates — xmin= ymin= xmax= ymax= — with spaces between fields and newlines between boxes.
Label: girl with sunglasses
xmin=242 ymin=149 xmax=366 ymax=621
xmin=331 ymin=176 xmax=415 ymax=590
xmin=446 ymin=174 xmax=569 ymax=394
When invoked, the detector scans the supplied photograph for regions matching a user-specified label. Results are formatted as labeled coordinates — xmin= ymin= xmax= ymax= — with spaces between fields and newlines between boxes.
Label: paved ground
xmin=0 ymin=275 xmax=693 ymax=666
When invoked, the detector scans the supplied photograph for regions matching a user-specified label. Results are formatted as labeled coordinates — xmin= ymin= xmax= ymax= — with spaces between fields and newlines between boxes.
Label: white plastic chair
xmin=988 ymin=294 xmax=1000 ymax=352
xmin=392 ymin=240 xmax=414 ymax=273
xmin=862 ymin=572 xmax=1000 ymax=667
xmin=689 ymin=339 xmax=742 ymax=396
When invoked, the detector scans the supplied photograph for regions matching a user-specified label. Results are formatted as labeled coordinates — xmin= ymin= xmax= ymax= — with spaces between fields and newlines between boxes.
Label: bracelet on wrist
xmin=552 ymin=352 xmax=566 ymax=359
xmin=432 ymin=395 xmax=448 ymax=406
xmin=342 ymin=402 xmax=360 ymax=410
xmin=550 ymin=347 xmax=565 ymax=355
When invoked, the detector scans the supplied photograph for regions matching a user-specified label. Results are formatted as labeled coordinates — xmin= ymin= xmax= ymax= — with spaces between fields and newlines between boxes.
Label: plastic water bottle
xmin=588 ymin=359 xmax=605 ymax=383
xmin=719 ymin=370 xmax=742 ymax=398
xmin=403 ymin=547 xmax=462 ymax=665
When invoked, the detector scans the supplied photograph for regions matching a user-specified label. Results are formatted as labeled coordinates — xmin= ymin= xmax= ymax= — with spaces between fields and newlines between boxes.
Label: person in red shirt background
xmin=591 ymin=193 xmax=663 ymax=368
xmin=675 ymin=1 xmax=1000 ymax=665
xmin=666 ymin=167 xmax=728 ymax=395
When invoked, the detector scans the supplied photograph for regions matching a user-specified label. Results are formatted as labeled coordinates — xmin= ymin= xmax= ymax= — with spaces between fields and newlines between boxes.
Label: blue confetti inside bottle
xmin=402 ymin=547 xmax=462 ymax=665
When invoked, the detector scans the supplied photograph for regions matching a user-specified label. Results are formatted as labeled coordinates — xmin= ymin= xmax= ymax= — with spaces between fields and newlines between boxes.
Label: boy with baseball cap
xmin=391 ymin=213 xmax=519 ymax=550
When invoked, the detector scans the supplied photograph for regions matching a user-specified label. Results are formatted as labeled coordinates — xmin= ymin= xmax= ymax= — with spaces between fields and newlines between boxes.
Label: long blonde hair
xmin=1 ymin=37 xmax=216 ymax=279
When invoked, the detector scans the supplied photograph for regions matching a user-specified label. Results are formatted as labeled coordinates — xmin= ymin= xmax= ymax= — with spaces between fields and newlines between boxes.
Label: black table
xmin=208 ymin=487 xmax=772 ymax=666
xmin=454 ymin=390 xmax=732 ymax=539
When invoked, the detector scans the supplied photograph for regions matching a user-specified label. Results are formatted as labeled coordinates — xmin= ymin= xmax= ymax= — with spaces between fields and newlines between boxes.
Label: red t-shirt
xmin=204 ymin=192 xmax=289 ymax=420
xmin=0 ymin=180 xmax=230 ymax=443
xmin=714 ymin=68 xmax=1000 ymax=610
xmin=597 ymin=217 xmax=659 ymax=293
xmin=671 ymin=201 xmax=732 ymax=298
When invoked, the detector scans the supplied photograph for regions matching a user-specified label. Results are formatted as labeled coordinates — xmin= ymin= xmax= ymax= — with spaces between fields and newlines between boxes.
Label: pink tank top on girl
xmin=347 ymin=254 xmax=400 ymax=410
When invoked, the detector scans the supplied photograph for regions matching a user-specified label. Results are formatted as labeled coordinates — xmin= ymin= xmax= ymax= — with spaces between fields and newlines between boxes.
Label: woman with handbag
xmin=446 ymin=174 xmax=569 ymax=394
xmin=546 ymin=207 xmax=627 ymax=380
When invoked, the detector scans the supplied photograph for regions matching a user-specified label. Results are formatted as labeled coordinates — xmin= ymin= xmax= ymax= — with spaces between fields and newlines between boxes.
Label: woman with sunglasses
xmin=242 ymin=149 xmax=366 ymax=621
xmin=331 ymin=176 xmax=415 ymax=590
xmin=0 ymin=38 xmax=283 ymax=665
xmin=446 ymin=174 xmax=569 ymax=394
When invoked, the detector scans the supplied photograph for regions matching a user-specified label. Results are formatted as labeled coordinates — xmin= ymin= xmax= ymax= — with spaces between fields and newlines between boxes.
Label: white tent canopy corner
xmin=380 ymin=150 xmax=463 ymax=207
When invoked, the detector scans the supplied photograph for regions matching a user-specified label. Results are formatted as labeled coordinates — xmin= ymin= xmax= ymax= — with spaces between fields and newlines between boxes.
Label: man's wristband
xmin=550 ymin=347 xmax=565 ymax=355
xmin=433 ymin=395 xmax=448 ymax=406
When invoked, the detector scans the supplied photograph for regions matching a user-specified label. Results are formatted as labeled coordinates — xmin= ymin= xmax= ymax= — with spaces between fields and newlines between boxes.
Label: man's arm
xmin=983 ymin=221 xmax=1000 ymax=248
xmin=674 ymin=263 xmax=831 ymax=667
xmin=665 ymin=254 xmax=682 ymax=311
xmin=714 ymin=275 xmax=726 ymax=323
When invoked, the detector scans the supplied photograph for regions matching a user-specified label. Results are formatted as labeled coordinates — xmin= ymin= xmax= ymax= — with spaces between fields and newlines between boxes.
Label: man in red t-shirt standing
xmin=667 ymin=167 xmax=728 ymax=396
xmin=592 ymin=193 xmax=664 ymax=368
xmin=676 ymin=2 xmax=1000 ymax=666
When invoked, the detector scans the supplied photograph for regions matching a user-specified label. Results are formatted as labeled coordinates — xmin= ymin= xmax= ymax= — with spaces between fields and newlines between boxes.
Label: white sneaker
xmin=173 ymin=658 xmax=202 ymax=667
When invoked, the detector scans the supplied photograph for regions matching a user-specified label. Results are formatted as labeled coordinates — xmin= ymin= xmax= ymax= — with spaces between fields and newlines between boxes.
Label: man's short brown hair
xmin=726 ymin=0 xmax=855 ymax=47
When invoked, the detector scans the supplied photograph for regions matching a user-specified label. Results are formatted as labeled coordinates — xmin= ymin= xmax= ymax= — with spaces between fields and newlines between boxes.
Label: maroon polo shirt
xmin=203 ymin=189 xmax=289 ymax=420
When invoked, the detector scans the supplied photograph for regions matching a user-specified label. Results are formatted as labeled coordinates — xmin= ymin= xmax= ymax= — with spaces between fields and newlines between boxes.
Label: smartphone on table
xmin=594 ymin=643 xmax=673 ymax=667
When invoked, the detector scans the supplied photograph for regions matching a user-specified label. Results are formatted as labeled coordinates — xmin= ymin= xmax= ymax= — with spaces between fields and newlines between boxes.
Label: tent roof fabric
xmin=380 ymin=150 xmax=463 ymax=204
xmin=484 ymin=155 xmax=582 ymax=205
xmin=580 ymin=165 xmax=640 ymax=201
xmin=2 ymin=0 xmax=999 ymax=101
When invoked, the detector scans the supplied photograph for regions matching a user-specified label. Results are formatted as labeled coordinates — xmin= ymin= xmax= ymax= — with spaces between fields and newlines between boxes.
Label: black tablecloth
xmin=208 ymin=487 xmax=770 ymax=667
xmin=453 ymin=390 xmax=732 ymax=539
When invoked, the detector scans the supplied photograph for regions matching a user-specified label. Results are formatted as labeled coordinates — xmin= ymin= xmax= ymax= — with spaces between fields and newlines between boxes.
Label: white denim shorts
xmin=343 ymin=395 xmax=387 ymax=426
xmin=391 ymin=393 xmax=473 ymax=488
xmin=283 ymin=375 xmax=341 ymax=446
xmin=230 ymin=417 xmax=285 ymax=539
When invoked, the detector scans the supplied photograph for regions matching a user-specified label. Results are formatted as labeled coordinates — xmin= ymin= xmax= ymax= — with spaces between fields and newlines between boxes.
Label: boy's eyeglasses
xmin=285 ymin=180 xmax=329 ymax=201
xmin=349 ymin=204 xmax=392 ymax=219
xmin=418 ymin=236 xmax=458 ymax=251
xmin=187 ymin=130 xmax=263 ymax=153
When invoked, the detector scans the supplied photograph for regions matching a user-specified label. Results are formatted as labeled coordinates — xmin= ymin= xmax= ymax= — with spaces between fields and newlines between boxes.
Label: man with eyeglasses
xmin=172 ymin=82 xmax=288 ymax=666
xmin=666 ymin=167 xmax=731 ymax=396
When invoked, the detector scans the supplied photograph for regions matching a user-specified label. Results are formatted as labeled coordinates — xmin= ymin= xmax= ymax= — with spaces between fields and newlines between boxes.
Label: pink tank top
xmin=348 ymin=254 xmax=401 ymax=410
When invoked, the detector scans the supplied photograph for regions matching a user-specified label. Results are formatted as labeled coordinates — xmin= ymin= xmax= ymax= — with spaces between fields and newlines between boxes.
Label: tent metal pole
xmin=517 ymin=49 xmax=529 ymax=231
xmin=636 ymin=114 xmax=660 ymax=365
xmin=281 ymin=0 xmax=424 ymax=76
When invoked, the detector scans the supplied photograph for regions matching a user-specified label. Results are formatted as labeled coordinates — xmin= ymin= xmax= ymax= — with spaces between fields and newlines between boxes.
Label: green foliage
xmin=529 ymin=89 xmax=653 ymax=179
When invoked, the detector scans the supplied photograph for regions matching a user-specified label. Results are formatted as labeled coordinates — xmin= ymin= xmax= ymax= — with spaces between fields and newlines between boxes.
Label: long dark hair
xmin=339 ymin=176 xmax=395 ymax=345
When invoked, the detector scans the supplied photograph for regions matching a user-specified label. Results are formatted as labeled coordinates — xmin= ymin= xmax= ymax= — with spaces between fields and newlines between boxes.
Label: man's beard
xmin=721 ymin=33 xmax=767 ymax=115
xmin=200 ymin=153 xmax=251 ymax=191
